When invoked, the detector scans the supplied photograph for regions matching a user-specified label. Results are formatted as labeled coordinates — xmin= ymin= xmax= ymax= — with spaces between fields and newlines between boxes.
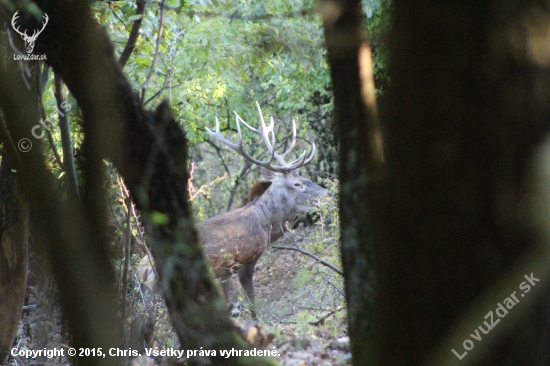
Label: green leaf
xmin=135 ymin=57 xmax=150 ymax=66
xmin=151 ymin=211 xmax=169 ymax=225
xmin=128 ymin=14 xmax=144 ymax=21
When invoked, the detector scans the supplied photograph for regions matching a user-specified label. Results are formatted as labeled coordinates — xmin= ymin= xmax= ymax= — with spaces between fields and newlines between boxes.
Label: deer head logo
xmin=11 ymin=11 xmax=49 ymax=54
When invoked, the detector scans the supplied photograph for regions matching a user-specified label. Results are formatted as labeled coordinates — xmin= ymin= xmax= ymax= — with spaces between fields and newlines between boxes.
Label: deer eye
xmin=294 ymin=182 xmax=302 ymax=188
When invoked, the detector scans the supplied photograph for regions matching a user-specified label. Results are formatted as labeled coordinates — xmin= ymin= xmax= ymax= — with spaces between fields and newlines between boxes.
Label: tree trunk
xmin=321 ymin=1 xmax=384 ymax=364
xmin=375 ymin=1 xmax=550 ymax=365
xmin=0 ymin=155 xmax=29 ymax=365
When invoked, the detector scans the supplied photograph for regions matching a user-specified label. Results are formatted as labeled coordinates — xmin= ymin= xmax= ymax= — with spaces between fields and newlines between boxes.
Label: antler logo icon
xmin=11 ymin=11 xmax=49 ymax=54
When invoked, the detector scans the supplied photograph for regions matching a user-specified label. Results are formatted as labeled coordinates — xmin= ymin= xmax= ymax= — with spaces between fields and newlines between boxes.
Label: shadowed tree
xmin=321 ymin=0 xmax=384 ymax=364
xmin=375 ymin=1 xmax=550 ymax=365
xmin=323 ymin=0 xmax=550 ymax=365
xmin=0 ymin=154 xmax=29 ymax=364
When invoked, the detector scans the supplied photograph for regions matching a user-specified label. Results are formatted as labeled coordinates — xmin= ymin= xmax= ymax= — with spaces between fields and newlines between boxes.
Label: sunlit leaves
xmin=91 ymin=0 xmax=389 ymax=149
xmin=93 ymin=0 xmax=332 ymax=141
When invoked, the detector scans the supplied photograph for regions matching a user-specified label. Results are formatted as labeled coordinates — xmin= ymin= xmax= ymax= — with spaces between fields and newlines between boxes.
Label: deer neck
xmin=251 ymin=189 xmax=295 ymax=229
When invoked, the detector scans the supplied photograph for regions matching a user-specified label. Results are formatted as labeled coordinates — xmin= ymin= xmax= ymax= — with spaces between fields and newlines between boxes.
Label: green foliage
xmin=94 ymin=0 xmax=330 ymax=141
xmin=309 ymin=178 xmax=340 ymax=245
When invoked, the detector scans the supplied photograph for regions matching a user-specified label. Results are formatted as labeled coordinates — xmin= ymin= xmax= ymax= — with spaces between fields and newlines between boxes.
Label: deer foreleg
xmin=238 ymin=259 xmax=258 ymax=319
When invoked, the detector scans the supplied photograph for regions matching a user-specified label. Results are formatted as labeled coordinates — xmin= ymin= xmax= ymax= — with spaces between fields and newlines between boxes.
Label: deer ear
xmin=261 ymin=167 xmax=278 ymax=181
xmin=291 ymin=168 xmax=300 ymax=177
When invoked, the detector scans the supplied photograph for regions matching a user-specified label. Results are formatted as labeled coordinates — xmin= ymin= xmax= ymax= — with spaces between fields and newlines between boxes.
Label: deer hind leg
xmin=238 ymin=259 xmax=258 ymax=319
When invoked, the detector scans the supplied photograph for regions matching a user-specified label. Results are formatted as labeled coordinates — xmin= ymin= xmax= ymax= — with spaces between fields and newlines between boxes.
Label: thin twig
xmin=121 ymin=195 xmax=132 ymax=352
xmin=110 ymin=5 xmax=127 ymax=27
xmin=309 ymin=305 xmax=344 ymax=326
xmin=140 ymin=0 xmax=165 ymax=104
xmin=204 ymin=138 xmax=231 ymax=176
xmin=187 ymin=162 xmax=228 ymax=201
xmin=144 ymin=81 xmax=182 ymax=106
xmin=265 ymin=312 xmax=297 ymax=325
xmin=119 ymin=175 xmax=158 ymax=281
xmin=270 ymin=243 xmax=344 ymax=275
xmin=314 ymin=263 xmax=346 ymax=297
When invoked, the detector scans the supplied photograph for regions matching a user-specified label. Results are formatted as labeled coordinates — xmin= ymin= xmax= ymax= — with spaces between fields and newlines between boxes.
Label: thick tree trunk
xmin=375 ymin=1 xmax=550 ymax=365
xmin=321 ymin=1 xmax=384 ymax=364
xmin=0 ymin=156 xmax=29 ymax=364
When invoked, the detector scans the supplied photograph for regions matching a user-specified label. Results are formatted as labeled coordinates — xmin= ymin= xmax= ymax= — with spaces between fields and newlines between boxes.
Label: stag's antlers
xmin=206 ymin=102 xmax=316 ymax=174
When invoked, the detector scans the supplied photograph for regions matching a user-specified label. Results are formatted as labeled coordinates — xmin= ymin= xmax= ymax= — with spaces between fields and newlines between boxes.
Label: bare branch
xmin=226 ymin=160 xmax=253 ymax=211
xmin=119 ymin=0 xmax=146 ymax=68
xmin=270 ymin=243 xmax=344 ymax=276
xmin=309 ymin=305 xmax=344 ymax=326
xmin=54 ymin=73 xmax=80 ymax=200
xmin=140 ymin=0 xmax=165 ymax=104
xmin=39 ymin=102 xmax=65 ymax=171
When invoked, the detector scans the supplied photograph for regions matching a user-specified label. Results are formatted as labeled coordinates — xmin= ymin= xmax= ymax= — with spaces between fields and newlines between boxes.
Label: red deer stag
xmin=201 ymin=103 xmax=326 ymax=318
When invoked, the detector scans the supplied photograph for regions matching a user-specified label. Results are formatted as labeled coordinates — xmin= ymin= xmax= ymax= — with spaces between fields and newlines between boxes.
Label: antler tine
xmin=39 ymin=13 xmax=48 ymax=31
xmin=236 ymin=102 xmax=276 ymax=154
xmin=205 ymin=116 xmax=239 ymax=150
xmin=255 ymin=101 xmax=275 ymax=146
xmin=303 ymin=142 xmax=316 ymax=165
xmin=272 ymin=118 xmax=318 ymax=173
xmin=273 ymin=118 xmax=298 ymax=166
xmin=276 ymin=141 xmax=316 ymax=172
xmin=234 ymin=111 xmax=275 ymax=155
xmin=29 ymin=13 xmax=48 ymax=40
xmin=252 ymin=103 xmax=303 ymax=170
xmin=207 ymin=115 xmax=276 ymax=169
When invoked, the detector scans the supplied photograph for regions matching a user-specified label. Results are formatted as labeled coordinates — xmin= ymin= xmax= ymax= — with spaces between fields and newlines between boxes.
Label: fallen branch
xmin=309 ymin=305 xmax=344 ymax=326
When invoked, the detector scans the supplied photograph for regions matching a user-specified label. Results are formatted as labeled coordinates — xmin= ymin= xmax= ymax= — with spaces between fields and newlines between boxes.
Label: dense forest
xmin=1 ymin=0 xmax=550 ymax=365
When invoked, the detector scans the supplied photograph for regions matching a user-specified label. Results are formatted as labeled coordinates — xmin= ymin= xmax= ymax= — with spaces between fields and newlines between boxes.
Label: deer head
xmin=11 ymin=11 xmax=49 ymax=54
